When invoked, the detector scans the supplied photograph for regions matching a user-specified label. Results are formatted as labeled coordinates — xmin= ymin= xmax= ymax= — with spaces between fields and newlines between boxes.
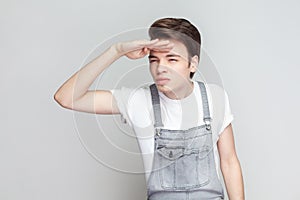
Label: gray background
xmin=1 ymin=0 xmax=300 ymax=199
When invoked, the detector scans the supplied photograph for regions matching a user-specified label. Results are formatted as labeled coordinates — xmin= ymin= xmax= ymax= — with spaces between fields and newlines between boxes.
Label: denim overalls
xmin=147 ymin=81 xmax=224 ymax=200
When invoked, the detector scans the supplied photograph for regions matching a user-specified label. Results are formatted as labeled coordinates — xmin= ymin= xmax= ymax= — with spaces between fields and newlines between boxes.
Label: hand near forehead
xmin=115 ymin=39 xmax=174 ymax=60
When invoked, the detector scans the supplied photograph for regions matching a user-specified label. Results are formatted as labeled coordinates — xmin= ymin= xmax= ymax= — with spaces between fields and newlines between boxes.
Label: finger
xmin=134 ymin=39 xmax=159 ymax=50
xmin=144 ymin=38 xmax=168 ymax=45
xmin=159 ymin=42 xmax=175 ymax=48
xmin=149 ymin=42 xmax=174 ymax=51
xmin=144 ymin=47 xmax=150 ymax=54
xmin=150 ymin=47 xmax=173 ymax=52
xmin=141 ymin=47 xmax=150 ymax=55
xmin=147 ymin=41 xmax=174 ymax=49
xmin=141 ymin=38 xmax=159 ymax=46
xmin=150 ymin=39 xmax=170 ymax=46
xmin=150 ymin=38 xmax=159 ymax=43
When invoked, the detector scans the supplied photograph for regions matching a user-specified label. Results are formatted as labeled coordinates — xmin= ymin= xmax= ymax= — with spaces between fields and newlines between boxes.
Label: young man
xmin=54 ymin=17 xmax=244 ymax=200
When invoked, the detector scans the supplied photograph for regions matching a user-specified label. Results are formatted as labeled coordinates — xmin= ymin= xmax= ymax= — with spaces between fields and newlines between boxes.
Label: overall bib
xmin=147 ymin=81 xmax=224 ymax=200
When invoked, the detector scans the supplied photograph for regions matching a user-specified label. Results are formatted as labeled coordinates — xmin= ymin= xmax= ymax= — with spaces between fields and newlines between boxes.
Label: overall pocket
xmin=157 ymin=145 xmax=210 ymax=190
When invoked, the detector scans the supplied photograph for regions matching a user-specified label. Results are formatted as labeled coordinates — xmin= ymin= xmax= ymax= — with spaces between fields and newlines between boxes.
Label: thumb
xmin=143 ymin=47 xmax=150 ymax=55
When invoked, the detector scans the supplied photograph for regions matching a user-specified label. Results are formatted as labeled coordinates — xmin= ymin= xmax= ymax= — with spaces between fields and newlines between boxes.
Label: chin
xmin=156 ymin=84 xmax=172 ymax=93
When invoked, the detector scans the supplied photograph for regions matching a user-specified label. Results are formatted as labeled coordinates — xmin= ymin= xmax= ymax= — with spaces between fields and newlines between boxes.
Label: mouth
xmin=156 ymin=78 xmax=170 ymax=85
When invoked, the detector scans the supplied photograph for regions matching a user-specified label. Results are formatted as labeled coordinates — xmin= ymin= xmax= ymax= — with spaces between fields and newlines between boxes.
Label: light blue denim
xmin=147 ymin=81 xmax=224 ymax=200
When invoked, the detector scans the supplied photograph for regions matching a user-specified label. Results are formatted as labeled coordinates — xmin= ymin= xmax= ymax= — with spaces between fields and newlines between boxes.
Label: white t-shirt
xmin=110 ymin=80 xmax=234 ymax=182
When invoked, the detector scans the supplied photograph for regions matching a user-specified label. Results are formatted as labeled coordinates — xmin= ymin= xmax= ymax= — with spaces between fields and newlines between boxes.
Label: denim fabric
xmin=147 ymin=82 xmax=224 ymax=200
xmin=149 ymin=191 xmax=223 ymax=200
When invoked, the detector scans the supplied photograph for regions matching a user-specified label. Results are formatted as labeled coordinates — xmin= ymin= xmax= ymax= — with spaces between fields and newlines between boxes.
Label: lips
xmin=156 ymin=78 xmax=170 ymax=85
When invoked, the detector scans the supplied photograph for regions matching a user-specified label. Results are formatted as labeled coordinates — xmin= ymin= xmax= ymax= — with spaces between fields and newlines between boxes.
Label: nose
xmin=157 ymin=60 xmax=168 ymax=74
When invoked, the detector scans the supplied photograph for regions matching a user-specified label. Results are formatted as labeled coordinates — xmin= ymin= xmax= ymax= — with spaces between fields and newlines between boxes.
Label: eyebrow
xmin=148 ymin=54 xmax=181 ymax=59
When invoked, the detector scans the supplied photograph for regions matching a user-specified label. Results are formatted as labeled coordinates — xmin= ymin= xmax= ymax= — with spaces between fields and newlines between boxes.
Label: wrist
xmin=111 ymin=43 xmax=124 ymax=58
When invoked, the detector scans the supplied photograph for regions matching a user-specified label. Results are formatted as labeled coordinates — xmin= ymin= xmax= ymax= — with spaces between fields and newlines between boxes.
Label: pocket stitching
xmin=158 ymin=148 xmax=210 ymax=190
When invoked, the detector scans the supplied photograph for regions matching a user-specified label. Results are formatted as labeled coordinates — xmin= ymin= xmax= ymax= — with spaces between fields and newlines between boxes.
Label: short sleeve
xmin=207 ymin=83 xmax=234 ymax=137
xmin=110 ymin=87 xmax=134 ymax=127
xmin=219 ymin=89 xmax=234 ymax=134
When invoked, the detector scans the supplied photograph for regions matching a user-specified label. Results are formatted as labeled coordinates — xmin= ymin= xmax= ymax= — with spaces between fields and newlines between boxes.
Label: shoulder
xmin=195 ymin=81 xmax=232 ymax=115
xmin=206 ymin=82 xmax=227 ymax=95
xmin=203 ymin=82 xmax=230 ymax=103
xmin=111 ymin=84 xmax=151 ymax=102
xmin=110 ymin=84 xmax=153 ymax=127
xmin=116 ymin=85 xmax=152 ymax=113
xmin=127 ymin=84 xmax=151 ymax=103
xmin=193 ymin=81 xmax=228 ymax=101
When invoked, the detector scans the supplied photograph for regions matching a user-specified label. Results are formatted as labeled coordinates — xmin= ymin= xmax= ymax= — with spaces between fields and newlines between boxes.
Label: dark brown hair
xmin=148 ymin=18 xmax=201 ymax=79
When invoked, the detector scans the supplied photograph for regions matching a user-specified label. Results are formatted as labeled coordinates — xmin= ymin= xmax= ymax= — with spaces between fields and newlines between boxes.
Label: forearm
xmin=221 ymin=157 xmax=245 ymax=200
xmin=54 ymin=44 xmax=122 ymax=105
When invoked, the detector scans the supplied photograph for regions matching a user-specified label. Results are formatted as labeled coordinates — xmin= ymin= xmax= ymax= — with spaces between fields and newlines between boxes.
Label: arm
xmin=53 ymin=39 xmax=173 ymax=114
xmin=217 ymin=123 xmax=245 ymax=200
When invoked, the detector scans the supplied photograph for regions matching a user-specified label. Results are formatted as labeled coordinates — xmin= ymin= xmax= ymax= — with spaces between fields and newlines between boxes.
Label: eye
xmin=149 ymin=60 xmax=158 ymax=63
xmin=169 ymin=59 xmax=177 ymax=62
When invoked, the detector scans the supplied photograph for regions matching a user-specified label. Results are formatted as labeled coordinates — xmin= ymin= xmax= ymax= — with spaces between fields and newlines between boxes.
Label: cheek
xmin=149 ymin=65 xmax=156 ymax=76
xmin=172 ymin=65 xmax=190 ymax=76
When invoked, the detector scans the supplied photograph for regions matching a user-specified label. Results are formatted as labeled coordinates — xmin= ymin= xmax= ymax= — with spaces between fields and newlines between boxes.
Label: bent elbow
xmin=53 ymin=93 xmax=72 ymax=109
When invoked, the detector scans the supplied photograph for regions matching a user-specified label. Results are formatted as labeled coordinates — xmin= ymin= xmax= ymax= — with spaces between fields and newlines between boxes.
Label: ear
xmin=190 ymin=55 xmax=199 ymax=73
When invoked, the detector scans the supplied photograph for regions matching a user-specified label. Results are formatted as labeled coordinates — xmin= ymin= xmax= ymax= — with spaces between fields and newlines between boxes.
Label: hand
xmin=115 ymin=39 xmax=174 ymax=59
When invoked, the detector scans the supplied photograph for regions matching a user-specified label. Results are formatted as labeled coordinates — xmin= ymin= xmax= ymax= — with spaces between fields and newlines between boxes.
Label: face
xmin=148 ymin=39 xmax=198 ymax=98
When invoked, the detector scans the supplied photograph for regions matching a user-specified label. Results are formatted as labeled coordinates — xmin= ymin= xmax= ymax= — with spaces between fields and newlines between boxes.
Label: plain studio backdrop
xmin=1 ymin=0 xmax=299 ymax=199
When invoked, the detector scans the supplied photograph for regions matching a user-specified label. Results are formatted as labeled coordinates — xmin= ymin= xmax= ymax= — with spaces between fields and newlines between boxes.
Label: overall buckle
xmin=155 ymin=128 xmax=161 ymax=136
xmin=204 ymin=119 xmax=211 ymax=130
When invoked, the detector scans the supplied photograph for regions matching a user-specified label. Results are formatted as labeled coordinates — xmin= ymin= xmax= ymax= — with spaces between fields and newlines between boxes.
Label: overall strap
xmin=150 ymin=84 xmax=164 ymax=135
xmin=197 ymin=81 xmax=212 ymax=130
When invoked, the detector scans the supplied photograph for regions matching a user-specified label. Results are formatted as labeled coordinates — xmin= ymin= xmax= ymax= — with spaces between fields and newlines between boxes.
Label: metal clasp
xmin=204 ymin=119 xmax=211 ymax=130
xmin=155 ymin=128 xmax=161 ymax=136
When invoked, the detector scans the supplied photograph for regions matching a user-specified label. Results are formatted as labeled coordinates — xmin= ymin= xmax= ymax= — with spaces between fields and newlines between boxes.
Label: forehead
xmin=149 ymin=39 xmax=188 ymax=59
